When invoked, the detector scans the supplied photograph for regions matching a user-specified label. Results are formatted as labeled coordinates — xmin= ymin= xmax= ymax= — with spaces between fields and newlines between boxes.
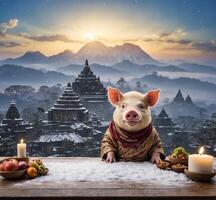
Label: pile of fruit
xmin=157 ymin=147 xmax=190 ymax=173
xmin=28 ymin=159 xmax=48 ymax=178
xmin=0 ymin=158 xmax=28 ymax=171
xmin=170 ymin=147 xmax=189 ymax=159
xmin=157 ymin=160 xmax=171 ymax=170
xmin=0 ymin=158 xmax=48 ymax=179
xmin=172 ymin=163 xmax=187 ymax=169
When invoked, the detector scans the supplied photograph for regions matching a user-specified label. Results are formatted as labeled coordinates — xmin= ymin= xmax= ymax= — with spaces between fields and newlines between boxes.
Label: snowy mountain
xmin=74 ymin=41 xmax=159 ymax=65
xmin=48 ymin=50 xmax=75 ymax=65
xmin=2 ymin=51 xmax=48 ymax=65
xmin=1 ymin=41 xmax=159 ymax=66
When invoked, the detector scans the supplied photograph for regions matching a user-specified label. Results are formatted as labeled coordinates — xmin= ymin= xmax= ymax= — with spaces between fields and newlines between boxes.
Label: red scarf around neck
xmin=109 ymin=120 xmax=153 ymax=148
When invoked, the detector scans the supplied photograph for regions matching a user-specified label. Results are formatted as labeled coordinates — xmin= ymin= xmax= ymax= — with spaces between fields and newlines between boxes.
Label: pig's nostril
xmin=126 ymin=111 xmax=139 ymax=120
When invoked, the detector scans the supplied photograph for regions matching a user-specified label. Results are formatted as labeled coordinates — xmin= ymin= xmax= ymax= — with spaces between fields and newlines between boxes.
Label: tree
xmin=116 ymin=77 xmax=127 ymax=89
xmin=4 ymin=85 xmax=35 ymax=100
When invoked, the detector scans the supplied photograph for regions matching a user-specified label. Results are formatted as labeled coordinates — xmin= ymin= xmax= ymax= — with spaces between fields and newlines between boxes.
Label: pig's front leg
xmin=151 ymin=152 xmax=162 ymax=165
xmin=106 ymin=151 xmax=116 ymax=163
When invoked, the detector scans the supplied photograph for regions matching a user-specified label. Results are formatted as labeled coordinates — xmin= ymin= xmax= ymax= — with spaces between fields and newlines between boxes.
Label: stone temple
xmin=72 ymin=60 xmax=112 ymax=119
xmin=47 ymin=82 xmax=89 ymax=125
xmin=0 ymin=101 xmax=33 ymax=156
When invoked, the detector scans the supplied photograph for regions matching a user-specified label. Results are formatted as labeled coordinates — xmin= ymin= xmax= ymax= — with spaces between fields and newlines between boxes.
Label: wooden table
xmin=0 ymin=157 xmax=215 ymax=200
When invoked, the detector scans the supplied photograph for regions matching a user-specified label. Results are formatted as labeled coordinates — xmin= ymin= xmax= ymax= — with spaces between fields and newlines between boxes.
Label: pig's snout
xmin=125 ymin=110 xmax=140 ymax=121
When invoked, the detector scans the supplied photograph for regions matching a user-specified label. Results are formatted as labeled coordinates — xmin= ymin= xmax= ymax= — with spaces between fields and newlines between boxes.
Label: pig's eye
xmin=121 ymin=104 xmax=126 ymax=109
xmin=139 ymin=104 xmax=145 ymax=109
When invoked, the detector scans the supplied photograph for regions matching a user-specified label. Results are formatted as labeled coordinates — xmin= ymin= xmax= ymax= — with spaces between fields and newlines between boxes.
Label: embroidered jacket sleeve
xmin=100 ymin=129 xmax=118 ymax=160
xmin=148 ymin=128 xmax=166 ymax=160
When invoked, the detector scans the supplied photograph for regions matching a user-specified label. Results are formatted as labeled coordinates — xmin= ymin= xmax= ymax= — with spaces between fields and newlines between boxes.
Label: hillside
xmin=0 ymin=64 xmax=74 ymax=90
xmin=130 ymin=73 xmax=216 ymax=104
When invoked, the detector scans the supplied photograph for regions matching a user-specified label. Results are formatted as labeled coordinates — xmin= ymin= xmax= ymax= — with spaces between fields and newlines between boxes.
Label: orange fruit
xmin=27 ymin=167 xmax=38 ymax=178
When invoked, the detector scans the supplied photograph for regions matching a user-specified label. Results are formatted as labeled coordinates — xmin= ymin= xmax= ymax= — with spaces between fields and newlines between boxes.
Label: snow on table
xmin=14 ymin=158 xmax=201 ymax=187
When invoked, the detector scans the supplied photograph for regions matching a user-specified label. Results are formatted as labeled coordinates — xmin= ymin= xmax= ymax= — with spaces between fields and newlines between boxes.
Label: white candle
xmin=188 ymin=147 xmax=214 ymax=174
xmin=17 ymin=139 xmax=26 ymax=158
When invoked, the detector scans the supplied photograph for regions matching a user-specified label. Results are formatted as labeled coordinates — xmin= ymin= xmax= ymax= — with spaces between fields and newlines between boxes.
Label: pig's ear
xmin=144 ymin=89 xmax=160 ymax=107
xmin=107 ymin=87 xmax=123 ymax=106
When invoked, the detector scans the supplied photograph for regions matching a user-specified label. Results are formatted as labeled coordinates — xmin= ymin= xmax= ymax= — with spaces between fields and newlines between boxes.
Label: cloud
xmin=0 ymin=19 xmax=18 ymax=35
xmin=143 ymin=29 xmax=190 ymax=45
xmin=192 ymin=41 xmax=216 ymax=52
xmin=0 ymin=41 xmax=22 ymax=47
xmin=19 ymin=33 xmax=79 ymax=43
xmin=142 ymin=29 xmax=216 ymax=53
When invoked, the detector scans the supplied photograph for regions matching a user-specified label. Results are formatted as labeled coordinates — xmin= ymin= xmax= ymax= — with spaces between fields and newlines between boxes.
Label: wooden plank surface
xmin=0 ymin=157 xmax=215 ymax=200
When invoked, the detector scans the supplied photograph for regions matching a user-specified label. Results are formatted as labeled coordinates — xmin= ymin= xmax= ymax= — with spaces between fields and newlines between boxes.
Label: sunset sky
xmin=0 ymin=0 xmax=216 ymax=62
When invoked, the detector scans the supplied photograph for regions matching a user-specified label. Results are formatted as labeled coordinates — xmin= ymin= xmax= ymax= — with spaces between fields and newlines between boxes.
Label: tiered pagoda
xmin=72 ymin=60 xmax=112 ymax=120
xmin=1 ymin=101 xmax=33 ymax=137
xmin=154 ymin=108 xmax=189 ymax=154
xmin=185 ymin=94 xmax=193 ymax=104
xmin=72 ymin=60 xmax=107 ymax=101
xmin=47 ymin=82 xmax=89 ymax=124
xmin=0 ymin=101 xmax=33 ymax=156
xmin=173 ymin=89 xmax=184 ymax=103
xmin=154 ymin=108 xmax=175 ymax=127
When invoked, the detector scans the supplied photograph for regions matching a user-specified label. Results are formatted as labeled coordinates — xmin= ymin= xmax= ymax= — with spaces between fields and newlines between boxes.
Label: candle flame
xmin=21 ymin=139 xmax=24 ymax=144
xmin=199 ymin=146 xmax=204 ymax=155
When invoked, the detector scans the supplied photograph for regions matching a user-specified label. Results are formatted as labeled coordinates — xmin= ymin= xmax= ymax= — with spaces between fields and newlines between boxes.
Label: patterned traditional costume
xmin=101 ymin=121 xmax=165 ymax=161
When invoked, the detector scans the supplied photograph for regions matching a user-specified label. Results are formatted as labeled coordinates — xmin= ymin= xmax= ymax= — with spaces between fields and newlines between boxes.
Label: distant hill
xmin=2 ymin=51 xmax=48 ymax=65
xmin=57 ymin=63 xmax=133 ymax=81
xmin=0 ymin=64 xmax=74 ymax=89
xmin=157 ymin=90 xmax=207 ymax=119
xmin=110 ymin=60 xmax=186 ymax=76
xmin=1 ymin=41 xmax=159 ymax=66
xmin=178 ymin=63 xmax=216 ymax=74
xmin=130 ymin=73 xmax=216 ymax=104
xmin=58 ymin=60 xmax=187 ymax=81
xmin=48 ymin=50 xmax=75 ymax=65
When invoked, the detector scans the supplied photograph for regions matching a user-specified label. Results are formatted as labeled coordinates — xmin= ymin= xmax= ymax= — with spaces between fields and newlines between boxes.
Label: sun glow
xmin=84 ymin=32 xmax=96 ymax=41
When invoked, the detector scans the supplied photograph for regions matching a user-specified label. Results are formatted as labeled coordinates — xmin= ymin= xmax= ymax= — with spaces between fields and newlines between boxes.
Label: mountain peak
xmin=121 ymin=43 xmax=140 ymax=48
xmin=24 ymin=51 xmax=46 ymax=57
xmin=1 ymin=41 xmax=159 ymax=66
xmin=52 ymin=49 xmax=74 ymax=57
xmin=76 ymin=41 xmax=109 ymax=58
xmin=78 ymin=41 xmax=108 ymax=51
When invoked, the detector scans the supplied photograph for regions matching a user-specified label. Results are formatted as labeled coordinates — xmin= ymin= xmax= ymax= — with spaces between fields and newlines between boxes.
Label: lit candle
xmin=17 ymin=139 xmax=26 ymax=158
xmin=188 ymin=147 xmax=214 ymax=174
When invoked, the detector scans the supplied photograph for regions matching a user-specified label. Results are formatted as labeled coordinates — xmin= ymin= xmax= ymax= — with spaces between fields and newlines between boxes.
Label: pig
xmin=101 ymin=87 xmax=165 ymax=164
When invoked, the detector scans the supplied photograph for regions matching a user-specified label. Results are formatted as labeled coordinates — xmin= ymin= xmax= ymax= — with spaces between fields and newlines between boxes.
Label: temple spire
xmin=5 ymin=101 xmax=20 ymax=119
xmin=85 ymin=59 xmax=89 ymax=67
xmin=185 ymin=94 xmax=193 ymax=104
xmin=173 ymin=89 xmax=184 ymax=103
xmin=72 ymin=60 xmax=106 ymax=96
xmin=67 ymin=82 xmax=72 ymax=87
xmin=158 ymin=108 xmax=168 ymax=118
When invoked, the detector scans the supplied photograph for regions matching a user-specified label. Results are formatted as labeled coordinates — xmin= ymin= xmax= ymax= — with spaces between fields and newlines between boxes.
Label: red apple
xmin=0 ymin=163 xmax=4 ymax=171
xmin=3 ymin=161 xmax=19 ymax=171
